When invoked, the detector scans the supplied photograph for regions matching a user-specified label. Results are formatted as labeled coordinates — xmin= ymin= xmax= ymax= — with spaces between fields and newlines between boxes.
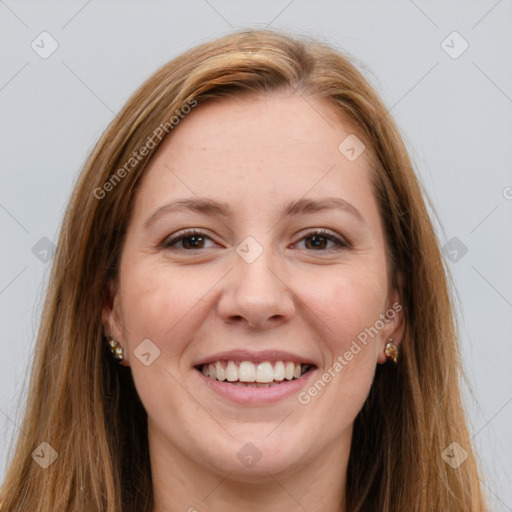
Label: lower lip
xmin=196 ymin=368 xmax=317 ymax=405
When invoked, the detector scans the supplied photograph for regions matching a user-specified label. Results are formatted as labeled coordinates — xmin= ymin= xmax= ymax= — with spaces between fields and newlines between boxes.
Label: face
xmin=104 ymin=92 xmax=404 ymax=481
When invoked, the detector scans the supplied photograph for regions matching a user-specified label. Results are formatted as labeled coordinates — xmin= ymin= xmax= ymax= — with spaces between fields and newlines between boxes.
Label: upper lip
xmin=193 ymin=349 xmax=318 ymax=367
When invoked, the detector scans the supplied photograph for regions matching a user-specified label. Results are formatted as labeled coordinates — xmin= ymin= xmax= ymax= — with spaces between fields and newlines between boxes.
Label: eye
xmin=160 ymin=228 xmax=350 ymax=252
xmin=293 ymin=229 xmax=350 ymax=252
xmin=160 ymin=229 xmax=217 ymax=250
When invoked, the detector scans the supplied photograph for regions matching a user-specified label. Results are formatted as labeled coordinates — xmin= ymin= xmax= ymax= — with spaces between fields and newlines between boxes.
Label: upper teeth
xmin=201 ymin=360 xmax=308 ymax=383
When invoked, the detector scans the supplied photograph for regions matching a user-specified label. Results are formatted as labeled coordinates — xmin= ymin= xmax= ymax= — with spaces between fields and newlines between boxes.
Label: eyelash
xmin=160 ymin=228 xmax=350 ymax=253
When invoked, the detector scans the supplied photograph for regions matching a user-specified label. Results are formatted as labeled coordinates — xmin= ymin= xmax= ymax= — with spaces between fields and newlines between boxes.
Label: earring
xmin=385 ymin=338 xmax=399 ymax=364
xmin=107 ymin=338 xmax=124 ymax=362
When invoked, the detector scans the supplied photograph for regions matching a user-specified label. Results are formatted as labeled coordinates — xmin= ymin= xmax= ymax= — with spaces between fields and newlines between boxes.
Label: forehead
xmin=135 ymin=92 xmax=378 ymax=224
xmin=153 ymin=92 xmax=370 ymax=168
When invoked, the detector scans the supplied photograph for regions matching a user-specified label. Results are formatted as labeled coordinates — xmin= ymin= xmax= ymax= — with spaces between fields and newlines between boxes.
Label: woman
xmin=0 ymin=29 xmax=487 ymax=511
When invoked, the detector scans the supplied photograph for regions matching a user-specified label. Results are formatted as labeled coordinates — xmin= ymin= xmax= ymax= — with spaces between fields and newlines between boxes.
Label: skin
xmin=103 ymin=91 xmax=405 ymax=512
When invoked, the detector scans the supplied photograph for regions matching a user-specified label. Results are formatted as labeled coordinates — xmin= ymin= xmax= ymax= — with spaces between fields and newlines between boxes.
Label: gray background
xmin=1 ymin=1 xmax=511 ymax=509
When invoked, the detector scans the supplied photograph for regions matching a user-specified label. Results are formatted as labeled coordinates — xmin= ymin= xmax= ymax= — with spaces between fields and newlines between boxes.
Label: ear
xmin=102 ymin=278 xmax=130 ymax=367
xmin=376 ymin=281 xmax=406 ymax=365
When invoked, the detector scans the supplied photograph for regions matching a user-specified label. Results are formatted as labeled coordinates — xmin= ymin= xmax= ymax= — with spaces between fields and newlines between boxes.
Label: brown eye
xmin=161 ymin=228 xmax=349 ymax=253
xmin=295 ymin=229 xmax=349 ymax=252
xmin=161 ymin=230 xmax=215 ymax=250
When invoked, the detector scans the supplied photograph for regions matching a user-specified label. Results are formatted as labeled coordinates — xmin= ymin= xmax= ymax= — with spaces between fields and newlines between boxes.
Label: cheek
xmin=118 ymin=260 xmax=228 ymax=360
xmin=116 ymin=263 xmax=208 ymax=414
xmin=305 ymin=263 xmax=387 ymax=416
xmin=302 ymin=262 xmax=388 ymax=351
xmin=299 ymin=268 xmax=382 ymax=424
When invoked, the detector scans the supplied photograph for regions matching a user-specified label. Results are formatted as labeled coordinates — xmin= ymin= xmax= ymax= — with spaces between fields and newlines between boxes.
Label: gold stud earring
xmin=107 ymin=338 xmax=124 ymax=362
xmin=385 ymin=338 xmax=399 ymax=364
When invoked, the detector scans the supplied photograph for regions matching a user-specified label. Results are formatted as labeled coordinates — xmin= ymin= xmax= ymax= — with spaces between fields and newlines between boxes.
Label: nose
xmin=217 ymin=251 xmax=296 ymax=330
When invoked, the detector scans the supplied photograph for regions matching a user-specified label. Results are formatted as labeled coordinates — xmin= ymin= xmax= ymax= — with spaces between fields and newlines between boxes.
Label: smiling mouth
xmin=196 ymin=360 xmax=315 ymax=388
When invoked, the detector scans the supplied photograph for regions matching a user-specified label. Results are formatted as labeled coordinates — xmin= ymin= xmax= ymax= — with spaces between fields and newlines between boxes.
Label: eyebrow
xmin=144 ymin=196 xmax=365 ymax=229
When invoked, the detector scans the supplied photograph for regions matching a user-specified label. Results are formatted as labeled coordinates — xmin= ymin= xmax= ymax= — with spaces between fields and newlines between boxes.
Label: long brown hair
xmin=0 ymin=29 xmax=487 ymax=511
